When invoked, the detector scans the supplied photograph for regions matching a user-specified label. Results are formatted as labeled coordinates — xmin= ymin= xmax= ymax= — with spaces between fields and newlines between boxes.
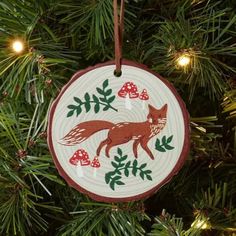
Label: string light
xmin=12 ymin=40 xmax=24 ymax=53
xmin=191 ymin=219 xmax=209 ymax=229
xmin=177 ymin=54 xmax=191 ymax=67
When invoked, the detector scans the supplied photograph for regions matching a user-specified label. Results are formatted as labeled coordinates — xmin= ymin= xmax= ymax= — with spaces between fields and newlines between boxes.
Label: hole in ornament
xmin=114 ymin=69 xmax=122 ymax=77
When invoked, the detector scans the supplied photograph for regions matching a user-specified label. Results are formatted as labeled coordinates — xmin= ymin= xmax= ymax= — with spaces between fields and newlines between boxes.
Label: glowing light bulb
xmin=177 ymin=54 xmax=191 ymax=67
xmin=191 ymin=219 xmax=209 ymax=229
xmin=12 ymin=40 xmax=24 ymax=53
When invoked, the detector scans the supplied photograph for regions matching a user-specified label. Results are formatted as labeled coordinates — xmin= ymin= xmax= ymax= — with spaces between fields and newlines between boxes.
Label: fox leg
xmin=133 ymin=140 xmax=140 ymax=158
xmin=105 ymin=143 xmax=116 ymax=158
xmin=97 ymin=138 xmax=121 ymax=158
xmin=105 ymin=139 xmax=127 ymax=158
xmin=140 ymin=138 xmax=154 ymax=160
xmin=96 ymin=138 xmax=110 ymax=157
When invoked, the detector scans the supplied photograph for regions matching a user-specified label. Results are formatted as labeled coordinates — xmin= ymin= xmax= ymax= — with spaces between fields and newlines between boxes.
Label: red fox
xmin=62 ymin=104 xmax=167 ymax=160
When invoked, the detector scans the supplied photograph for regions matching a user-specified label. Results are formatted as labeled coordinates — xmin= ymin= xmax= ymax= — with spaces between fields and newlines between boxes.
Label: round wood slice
xmin=48 ymin=60 xmax=190 ymax=202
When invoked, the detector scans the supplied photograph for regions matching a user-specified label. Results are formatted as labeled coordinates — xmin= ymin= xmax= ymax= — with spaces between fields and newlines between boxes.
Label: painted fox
xmin=62 ymin=104 xmax=167 ymax=160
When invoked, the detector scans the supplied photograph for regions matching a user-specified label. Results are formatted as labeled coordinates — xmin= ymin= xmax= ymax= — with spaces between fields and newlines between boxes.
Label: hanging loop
xmin=114 ymin=0 xmax=124 ymax=76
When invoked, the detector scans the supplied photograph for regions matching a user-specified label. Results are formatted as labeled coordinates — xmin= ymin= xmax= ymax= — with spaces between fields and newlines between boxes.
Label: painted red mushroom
xmin=139 ymin=89 xmax=149 ymax=109
xmin=90 ymin=156 xmax=100 ymax=177
xmin=69 ymin=149 xmax=90 ymax=177
xmin=118 ymin=82 xmax=139 ymax=109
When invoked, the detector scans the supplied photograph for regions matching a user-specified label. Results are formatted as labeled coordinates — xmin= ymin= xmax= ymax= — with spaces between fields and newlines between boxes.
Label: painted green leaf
xmin=125 ymin=161 xmax=131 ymax=169
xmin=110 ymin=176 xmax=122 ymax=189
xmin=132 ymin=161 xmax=138 ymax=176
xmin=116 ymin=181 xmax=125 ymax=186
xmin=120 ymin=155 xmax=128 ymax=162
xmin=112 ymin=176 xmax=122 ymax=181
xmin=144 ymin=170 xmax=152 ymax=174
xmin=110 ymin=180 xmax=115 ymax=190
xmin=132 ymin=167 xmax=138 ymax=176
xmin=156 ymin=145 xmax=166 ymax=152
xmin=111 ymin=161 xmax=118 ymax=168
xmin=76 ymin=106 xmax=82 ymax=116
xmin=167 ymin=135 xmax=173 ymax=143
xmin=67 ymin=105 xmax=77 ymax=109
xmin=155 ymin=138 xmax=161 ymax=147
xmin=119 ymin=163 xmax=125 ymax=168
xmin=93 ymin=95 xmax=99 ymax=104
xmin=164 ymin=144 xmax=174 ymax=150
xmin=139 ymin=163 xmax=147 ymax=169
xmin=74 ymin=97 xmax=82 ymax=104
xmin=96 ymin=87 xmax=104 ymax=95
xmin=105 ymin=173 xmax=111 ymax=184
xmin=84 ymin=92 xmax=90 ymax=102
xmin=104 ymin=89 xmax=112 ymax=96
xmin=107 ymin=95 xmax=116 ymax=104
xmin=84 ymin=102 xmax=91 ymax=112
xmin=133 ymin=160 xmax=138 ymax=168
xmin=103 ymin=106 xmax=109 ymax=111
xmin=99 ymin=97 xmax=106 ymax=102
xmin=67 ymin=110 xmax=74 ymax=117
xmin=140 ymin=172 xmax=145 ymax=180
xmin=162 ymin=135 xmax=167 ymax=144
xmin=102 ymin=79 xmax=108 ymax=89
xmin=124 ymin=168 xmax=129 ymax=177
xmin=114 ymin=155 xmax=120 ymax=162
xmin=146 ymin=175 xmax=153 ymax=181
xmin=94 ymin=103 xmax=100 ymax=113
xmin=117 ymin=148 xmax=122 ymax=156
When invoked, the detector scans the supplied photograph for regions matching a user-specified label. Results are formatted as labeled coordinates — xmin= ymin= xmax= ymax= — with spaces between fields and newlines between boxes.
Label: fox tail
xmin=60 ymin=120 xmax=114 ymax=146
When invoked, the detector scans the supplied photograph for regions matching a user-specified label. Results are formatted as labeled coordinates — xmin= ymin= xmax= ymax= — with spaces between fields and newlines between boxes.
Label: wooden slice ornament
xmin=48 ymin=0 xmax=189 ymax=202
xmin=47 ymin=60 xmax=190 ymax=202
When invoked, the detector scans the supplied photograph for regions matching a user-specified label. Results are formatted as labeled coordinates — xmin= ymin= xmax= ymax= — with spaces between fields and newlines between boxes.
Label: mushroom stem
xmin=76 ymin=165 xmax=84 ymax=177
xmin=93 ymin=168 xmax=97 ymax=178
xmin=142 ymin=100 xmax=145 ymax=110
xmin=125 ymin=94 xmax=132 ymax=110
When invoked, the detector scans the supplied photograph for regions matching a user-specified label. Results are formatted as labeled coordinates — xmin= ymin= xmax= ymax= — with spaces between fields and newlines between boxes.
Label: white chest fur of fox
xmin=149 ymin=119 xmax=167 ymax=138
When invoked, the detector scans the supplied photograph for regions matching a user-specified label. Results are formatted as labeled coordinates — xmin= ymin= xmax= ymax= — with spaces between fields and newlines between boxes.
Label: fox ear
xmin=148 ymin=104 xmax=168 ymax=112
xmin=160 ymin=104 xmax=168 ymax=112
xmin=148 ymin=104 xmax=156 ymax=112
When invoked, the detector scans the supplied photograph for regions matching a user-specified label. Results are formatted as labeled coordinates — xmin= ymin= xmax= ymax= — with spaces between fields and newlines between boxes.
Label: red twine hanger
xmin=113 ymin=0 xmax=124 ymax=75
